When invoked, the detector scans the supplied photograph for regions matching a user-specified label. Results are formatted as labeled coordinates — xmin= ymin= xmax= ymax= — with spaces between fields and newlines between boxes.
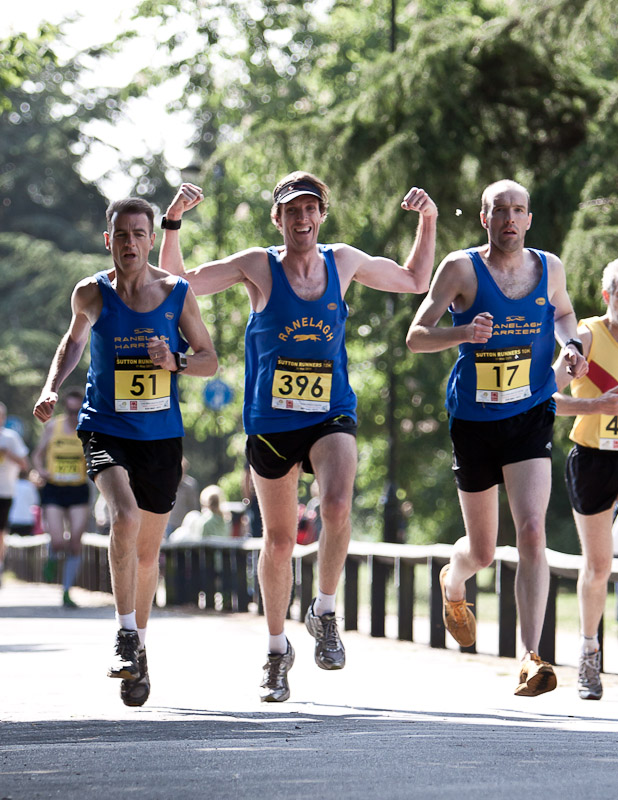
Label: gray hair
xmin=602 ymin=259 xmax=618 ymax=294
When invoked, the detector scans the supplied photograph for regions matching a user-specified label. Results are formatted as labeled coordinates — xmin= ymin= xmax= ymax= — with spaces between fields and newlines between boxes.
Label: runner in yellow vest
xmin=32 ymin=388 xmax=90 ymax=607
xmin=554 ymin=257 xmax=618 ymax=700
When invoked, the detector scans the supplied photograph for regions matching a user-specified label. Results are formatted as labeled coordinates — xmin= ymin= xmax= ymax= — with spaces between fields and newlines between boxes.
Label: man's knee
xmin=517 ymin=517 xmax=546 ymax=560
xmin=262 ymin=529 xmax=296 ymax=562
xmin=582 ymin=557 xmax=612 ymax=587
xmin=319 ymin=492 xmax=351 ymax=529
xmin=469 ymin=544 xmax=495 ymax=570
xmin=110 ymin=507 xmax=141 ymax=541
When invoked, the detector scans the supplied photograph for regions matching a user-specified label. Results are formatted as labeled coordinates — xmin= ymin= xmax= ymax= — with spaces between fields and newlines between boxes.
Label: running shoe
xmin=514 ymin=651 xmax=557 ymax=697
xmin=62 ymin=590 xmax=78 ymax=609
xmin=578 ymin=649 xmax=603 ymax=700
xmin=439 ymin=564 xmax=476 ymax=647
xmin=107 ymin=628 xmax=140 ymax=680
xmin=305 ymin=601 xmax=346 ymax=670
xmin=121 ymin=649 xmax=151 ymax=707
xmin=260 ymin=641 xmax=295 ymax=703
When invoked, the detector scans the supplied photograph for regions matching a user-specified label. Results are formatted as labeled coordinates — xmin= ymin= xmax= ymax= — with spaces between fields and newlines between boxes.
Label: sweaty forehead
xmin=110 ymin=212 xmax=151 ymax=232
xmin=488 ymin=189 xmax=529 ymax=210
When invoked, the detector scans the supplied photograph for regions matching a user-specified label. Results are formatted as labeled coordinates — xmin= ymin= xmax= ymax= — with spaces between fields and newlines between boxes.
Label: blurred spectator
xmin=169 ymin=484 xmax=231 ymax=542
xmin=297 ymin=504 xmax=319 ymax=545
xmin=200 ymin=485 xmax=230 ymax=537
xmin=8 ymin=470 xmax=40 ymax=536
xmin=305 ymin=479 xmax=322 ymax=538
xmin=166 ymin=457 xmax=199 ymax=536
xmin=94 ymin=492 xmax=110 ymax=536
xmin=0 ymin=402 xmax=29 ymax=584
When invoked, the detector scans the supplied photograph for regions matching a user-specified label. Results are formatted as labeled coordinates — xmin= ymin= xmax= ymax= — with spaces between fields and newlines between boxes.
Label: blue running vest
xmin=243 ymin=245 xmax=357 ymax=434
xmin=446 ymin=248 xmax=557 ymax=421
xmin=77 ymin=272 xmax=189 ymax=440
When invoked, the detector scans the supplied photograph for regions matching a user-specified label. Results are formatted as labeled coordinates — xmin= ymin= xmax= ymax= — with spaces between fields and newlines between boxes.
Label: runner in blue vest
xmin=407 ymin=179 xmax=587 ymax=696
xmin=159 ymin=172 xmax=438 ymax=702
xmin=33 ymin=197 xmax=218 ymax=707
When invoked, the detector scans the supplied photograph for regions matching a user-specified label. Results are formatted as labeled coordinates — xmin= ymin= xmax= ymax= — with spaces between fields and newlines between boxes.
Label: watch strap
xmin=565 ymin=338 xmax=584 ymax=355
xmin=173 ymin=352 xmax=188 ymax=372
xmin=161 ymin=216 xmax=182 ymax=230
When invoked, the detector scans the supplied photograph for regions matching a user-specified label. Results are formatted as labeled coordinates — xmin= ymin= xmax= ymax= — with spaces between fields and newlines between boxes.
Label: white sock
xmin=581 ymin=634 xmax=599 ymax=654
xmin=116 ymin=610 xmax=137 ymax=631
xmin=268 ymin=632 xmax=288 ymax=654
xmin=137 ymin=627 xmax=147 ymax=650
xmin=313 ymin=590 xmax=336 ymax=616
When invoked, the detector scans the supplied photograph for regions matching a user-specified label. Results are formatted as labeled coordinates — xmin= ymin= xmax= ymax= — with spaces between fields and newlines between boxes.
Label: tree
xmin=0 ymin=233 xmax=108 ymax=441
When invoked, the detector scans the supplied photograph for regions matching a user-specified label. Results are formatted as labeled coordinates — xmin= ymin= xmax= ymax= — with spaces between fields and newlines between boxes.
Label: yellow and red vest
xmin=570 ymin=316 xmax=618 ymax=450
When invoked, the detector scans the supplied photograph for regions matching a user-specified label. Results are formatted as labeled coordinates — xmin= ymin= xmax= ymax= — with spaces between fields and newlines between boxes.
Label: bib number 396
xmin=271 ymin=356 xmax=333 ymax=413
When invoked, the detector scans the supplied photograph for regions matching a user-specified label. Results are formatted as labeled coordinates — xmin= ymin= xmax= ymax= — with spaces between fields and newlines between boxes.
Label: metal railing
xmin=7 ymin=532 xmax=617 ymax=667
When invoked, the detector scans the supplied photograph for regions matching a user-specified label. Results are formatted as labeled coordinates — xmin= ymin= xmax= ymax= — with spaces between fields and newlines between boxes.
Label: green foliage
xmin=0 ymin=27 xmax=58 ymax=112
xmin=0 ymin=32 xmax=113 ymax=252
xmin=0 ymin=234 xmax=108 ymax=443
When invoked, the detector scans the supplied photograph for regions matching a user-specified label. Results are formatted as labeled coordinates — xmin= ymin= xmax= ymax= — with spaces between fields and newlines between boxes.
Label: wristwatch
xmin=173 ymin=352 xmax=188 ymax=372
xmin=161 ymin=216 xmax=182 ymax=230
xmin=565 ymin=337 xmax=583 ymax=355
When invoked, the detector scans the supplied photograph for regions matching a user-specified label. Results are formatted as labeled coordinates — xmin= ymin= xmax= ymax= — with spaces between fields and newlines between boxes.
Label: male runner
xmin=33 ymin=197 xmax=217 ymax=707
xmin=554 ymin=257 xmax=618 ymax=700
xmin=159 ymin=172 xmax=437 ymax=701
xmin=407 ymin=179 xmax=587 ymax=696
xmin=32 ymin=388 xmax=90 ymax=608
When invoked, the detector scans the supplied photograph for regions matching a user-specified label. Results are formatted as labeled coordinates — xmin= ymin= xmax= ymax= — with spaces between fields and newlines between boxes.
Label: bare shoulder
xmin=329 ymin=243 xmax=363 ymax=265
xmin=543 ymin=250 xmax=568 ymax=297
xmin=73 ymin=273 xmax=105 ymax=304
xmin=542 ymin=250 xmax=564 ymax=271
xmin=150 ymin=265 xmax=184 ymax=287
xmin=435 ymin=249 xmax=475 ymax=284
xmin=327 ymin=243 xmax=368 ymax=279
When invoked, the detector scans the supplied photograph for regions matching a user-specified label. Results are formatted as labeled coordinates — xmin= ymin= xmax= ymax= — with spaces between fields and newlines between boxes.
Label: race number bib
xmin=50 ymin=456 xmax=84 ymax=483
xmin=599 ymin=415 xmax=618 ymax=450
xmin=271 ymin=356 xmax=333 ymax=413
xmin=475 ymin=346 xmax=532 ymax=404
xmin=114 ymin=357 xmax=171 ymax=412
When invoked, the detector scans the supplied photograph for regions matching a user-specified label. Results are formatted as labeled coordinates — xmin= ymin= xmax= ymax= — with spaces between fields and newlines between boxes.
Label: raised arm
xmin=406 ymin=255 xmax=494 ymax=353
xmin=159 ymin=183 xmax=257 ymax=296
xmin=33 ymin=281 xmax=95 ymax=422
xmin=343 ymin=186 xmax=438 ymax=294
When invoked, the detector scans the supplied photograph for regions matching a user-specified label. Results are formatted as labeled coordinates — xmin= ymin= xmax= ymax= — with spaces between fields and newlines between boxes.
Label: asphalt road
xmin=2 ymin=580 xmax=618 ymax=799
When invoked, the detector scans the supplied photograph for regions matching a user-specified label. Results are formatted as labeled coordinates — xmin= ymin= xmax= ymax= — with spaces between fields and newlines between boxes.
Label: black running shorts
xmin=450 ymin=399 xmax=555 ymax=493
xmin=246 ymin=415 xmax=357 ymax=480
xmin=40 ymin=482 xmax=90 ymax=508
xmin=0 ymin=497 xmax=12 ymax=531
xmin=565 ymin=444 xmax=618 ymax=516
xmin=78 ymin=430 xmax=182 ymax=515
